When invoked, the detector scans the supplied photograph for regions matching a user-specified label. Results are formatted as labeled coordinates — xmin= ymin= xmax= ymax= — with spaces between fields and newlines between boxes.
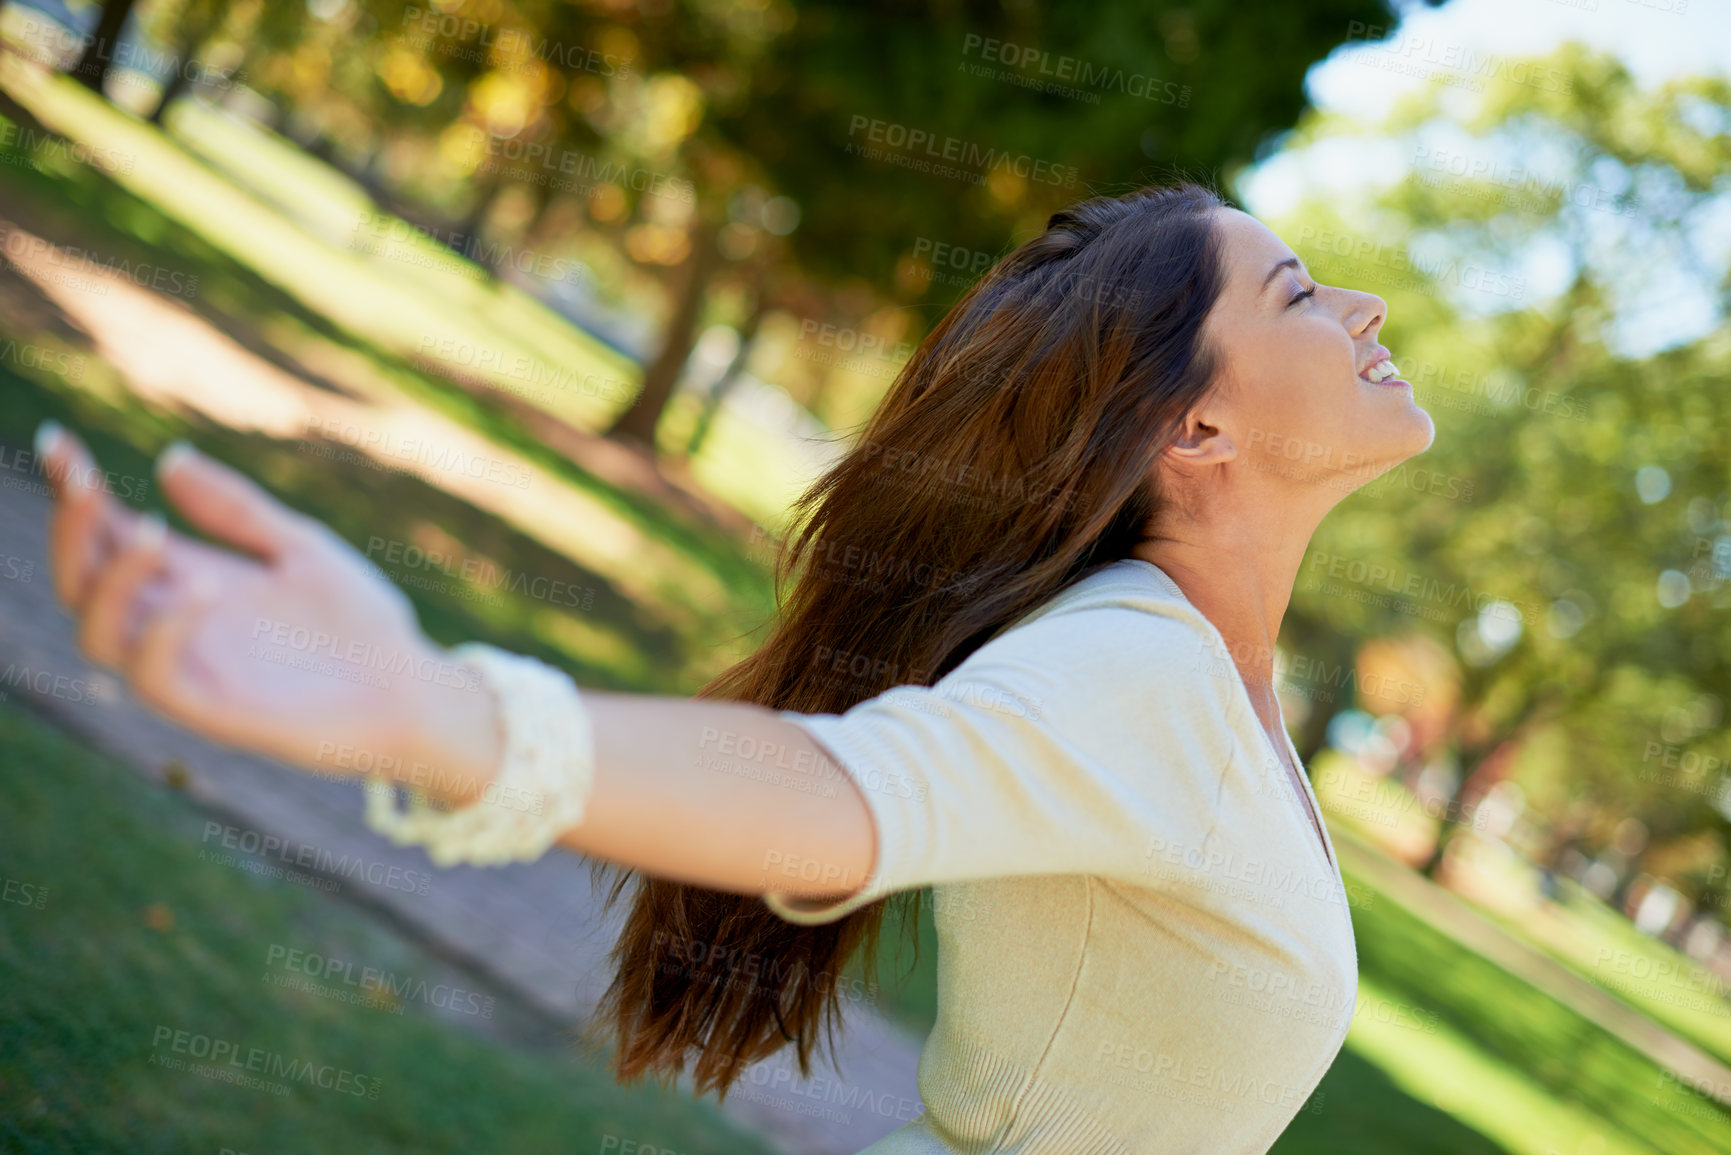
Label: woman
xmin=35 ymin=181 xmax=1431 ymax=1153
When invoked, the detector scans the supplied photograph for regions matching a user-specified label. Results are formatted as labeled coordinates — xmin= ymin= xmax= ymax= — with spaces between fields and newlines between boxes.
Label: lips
xmin=1362 ymin=358 xmax=1402 ymax=384
xmin=1357 ymin=345 xmax=1402 ymax=384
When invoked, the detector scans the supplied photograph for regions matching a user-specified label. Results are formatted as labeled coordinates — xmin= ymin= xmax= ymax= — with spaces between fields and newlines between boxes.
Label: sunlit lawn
xmin=4 ymin=61 xmax=822 ymax=532
xmin=1449 ymin=836 xmax=1731 ymax=1070
xmin=1315 ymin=750 xmax=1731 ymax=1072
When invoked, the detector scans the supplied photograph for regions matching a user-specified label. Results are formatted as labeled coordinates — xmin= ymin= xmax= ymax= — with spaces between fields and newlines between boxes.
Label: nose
xmin=1348 ymin=289 xmax=1387 ymax=338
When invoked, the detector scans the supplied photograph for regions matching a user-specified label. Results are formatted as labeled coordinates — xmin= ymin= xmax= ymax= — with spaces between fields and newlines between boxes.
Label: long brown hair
xmin=593 ymin=180 xmax=1231 ymax=1097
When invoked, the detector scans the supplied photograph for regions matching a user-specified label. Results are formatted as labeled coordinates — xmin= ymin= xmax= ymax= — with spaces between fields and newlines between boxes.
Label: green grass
xmin=8 ymin=48 xmax=1730 ymax=1155
xmin=1330 ymin=863 xmax=1730 ymax=1154
xmin=0 ymin=62 xmax=814 ymax=685
xmin=9 ymin=70 xmax=822 ymax=534
xmin=0 ymin=67 xmax=807 ymax=1150
xmin=0 ymin=700 xmax=780 ymax=1154
xmin=1466 ymin=868 xmax=1731 ymax=1071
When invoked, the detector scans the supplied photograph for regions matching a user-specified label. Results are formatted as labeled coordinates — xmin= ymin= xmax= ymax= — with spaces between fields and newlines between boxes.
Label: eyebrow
xmin=1260 ymin=256 xmax=1304 ymax=294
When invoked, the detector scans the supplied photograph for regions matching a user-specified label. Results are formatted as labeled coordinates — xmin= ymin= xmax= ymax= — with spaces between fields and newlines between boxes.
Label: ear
xmin=1163 ymin=406 xmax=1237 ymax=469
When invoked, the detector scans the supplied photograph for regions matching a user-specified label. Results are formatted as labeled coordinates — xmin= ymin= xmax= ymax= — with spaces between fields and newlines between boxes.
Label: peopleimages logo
xmin=845 ymin=116 xmax=1080 ymax=188
xmin=0 ymin=661 xmax=100 ymax=706
xmin=199 ymin=821 xmax=433 ymax=896
xmin=0 ymin=222 xmax=200 ymax=298
xmin=958 ymin=34 xmax=1192 ymax=107
xmin=400 ymin=7 xmax=632 ymax=77
xmin=264 ymin=944 xmax=497 ymax=1018
xmin=0 ymin=337 xmax=86 ymax=381
xmin=0 ymin=119 xmax=136 ymax=174
xmin=150 ymin=1025 xmax=382 ymax=1098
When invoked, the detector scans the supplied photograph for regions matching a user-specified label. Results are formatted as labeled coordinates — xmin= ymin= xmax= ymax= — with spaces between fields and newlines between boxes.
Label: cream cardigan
xmin=765 ymin=558 xmax=1358 ymax=1154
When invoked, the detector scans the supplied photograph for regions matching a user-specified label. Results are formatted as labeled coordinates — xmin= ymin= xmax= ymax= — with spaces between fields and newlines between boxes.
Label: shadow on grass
xmin=1270 ymin=1047 xmax=1509 ymax=1155
xmin=0 ymin=109 xmax=788 ymax=691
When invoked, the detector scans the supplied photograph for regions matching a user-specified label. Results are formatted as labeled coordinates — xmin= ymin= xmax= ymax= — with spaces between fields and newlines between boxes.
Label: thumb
xmin=155 ymin=442 xmax=314 ymax=562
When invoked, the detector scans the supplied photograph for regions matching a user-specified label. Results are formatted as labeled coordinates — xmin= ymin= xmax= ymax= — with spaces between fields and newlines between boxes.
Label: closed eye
xmin=1287 ymin=285 xmax=1316 ymax=307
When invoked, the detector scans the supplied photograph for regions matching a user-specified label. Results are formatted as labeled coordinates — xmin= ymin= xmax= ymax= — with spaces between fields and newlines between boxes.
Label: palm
xmin=40 ymin=428 xmax=449 ymax=775
xmin=158 ymin=529 xmax=434 ymax=767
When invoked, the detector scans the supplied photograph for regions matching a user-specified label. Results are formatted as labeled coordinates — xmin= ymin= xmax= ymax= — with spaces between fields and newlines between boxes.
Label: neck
xmin=1129 ymin=497 xmax=1330 ymax=716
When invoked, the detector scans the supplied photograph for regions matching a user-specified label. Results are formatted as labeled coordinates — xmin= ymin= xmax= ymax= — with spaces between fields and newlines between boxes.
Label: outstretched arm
xmin=36 ymin=423 xmax=874 ymax=901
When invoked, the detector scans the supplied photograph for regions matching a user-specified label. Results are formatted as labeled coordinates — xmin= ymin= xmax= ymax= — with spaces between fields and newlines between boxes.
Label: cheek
xmin=1285 ymin=328 xmax=1363 ymax=436
xmin=1247 ymin=330 xmax=1358 ymax=453
xmin=1293 ymin=321 xmax=1355 ymax=382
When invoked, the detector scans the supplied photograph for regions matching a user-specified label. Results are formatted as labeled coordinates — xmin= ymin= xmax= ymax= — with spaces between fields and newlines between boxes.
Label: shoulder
xmin=935 ymin=559 xmax=1242 ymax=738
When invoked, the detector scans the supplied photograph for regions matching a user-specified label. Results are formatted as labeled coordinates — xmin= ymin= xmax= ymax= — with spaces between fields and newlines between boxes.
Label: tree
xmin=358 ymin=0 xmax=1451 ymax=450
xmin=607 ymin=214 xmax=722 ymax=445
xmin=143 ymin=0 xmax=233 ymax=126
xmin=714 ymin=1 xmax=1436 ymax=303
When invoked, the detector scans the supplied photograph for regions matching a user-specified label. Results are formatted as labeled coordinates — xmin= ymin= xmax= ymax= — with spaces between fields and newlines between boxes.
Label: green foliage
xmin=715 ymin=0 xmax=1438 ymax=298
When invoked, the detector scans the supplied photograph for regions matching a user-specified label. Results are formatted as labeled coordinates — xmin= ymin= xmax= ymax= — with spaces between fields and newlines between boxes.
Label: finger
xmin=39 ymin=422 xmax=125 ymax=611
xmin=128 ymin=568 xmax=224 ymax=733
xmin=33 ymin=419 xmax=71 ymax=493
xmin=76 ymin=512 xmax=167 ymax=670
xmin=156 ymin=441 xmax=317 ymax=562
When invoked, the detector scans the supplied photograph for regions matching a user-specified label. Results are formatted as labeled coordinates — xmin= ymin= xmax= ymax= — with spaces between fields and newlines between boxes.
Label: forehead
xmin=1213 ymin=208 xmax=1298 ymax=285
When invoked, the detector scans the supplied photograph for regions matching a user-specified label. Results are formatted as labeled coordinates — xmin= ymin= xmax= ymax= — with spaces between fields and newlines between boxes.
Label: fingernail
xmin=33 ymin=419 xmax=63 ymax=461
xmin=157 ymin=439 xmax=195 ymax=479
xmin=137 ymin=511 xmax=166 ymax=551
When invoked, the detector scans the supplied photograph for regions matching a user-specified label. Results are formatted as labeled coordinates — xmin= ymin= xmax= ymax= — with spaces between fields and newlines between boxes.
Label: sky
xmin=1314 ymin=0 xmax=1727 ymax=117
xmin=1242 ymin=0 xmax=1729 ymax=217
xmin=1237 ymin=0 xmax=1731 ymax=357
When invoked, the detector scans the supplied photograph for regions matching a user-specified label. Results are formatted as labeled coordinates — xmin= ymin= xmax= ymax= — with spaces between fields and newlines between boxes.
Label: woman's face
xmin=1183 ymin=207 xmax=1434 ymax=498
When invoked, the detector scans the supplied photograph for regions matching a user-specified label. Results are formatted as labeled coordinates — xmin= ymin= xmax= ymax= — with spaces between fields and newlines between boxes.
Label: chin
xmin=1346 ymin=407 xmax=1436 ymax=480
xmin=1369 ymin=395 xmax=1436 ymax=454
xmin=1399 ymin=403 xmax=1437 ymax=455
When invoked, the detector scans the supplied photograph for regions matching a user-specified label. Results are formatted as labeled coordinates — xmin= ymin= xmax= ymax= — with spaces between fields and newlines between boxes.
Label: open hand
xmin=36 ymin=422 xmax=499 ymax=789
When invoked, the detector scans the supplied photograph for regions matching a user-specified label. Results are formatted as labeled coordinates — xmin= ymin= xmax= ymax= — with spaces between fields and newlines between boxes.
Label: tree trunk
xmin=1419 ymin=728 xmax=1524 ymax=880
xmin=69 ymin=0 xmax=139 ymax=95
xmin=148 ymin=3 xmax=228 ymax=126
xmin=608 ymin=217 xmax=723 ymax=449
xmin=148 ymin=61 xmax=195 ymax=124
xmin=685 ymin=291 xmax=767 ymax=458
xmin=450 ymin=174 xmax=506 ymax=271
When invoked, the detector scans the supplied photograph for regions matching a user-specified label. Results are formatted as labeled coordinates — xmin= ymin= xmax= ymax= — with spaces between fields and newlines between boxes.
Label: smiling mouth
xmin=1360 ymin=358 xmax=1407 ymax=386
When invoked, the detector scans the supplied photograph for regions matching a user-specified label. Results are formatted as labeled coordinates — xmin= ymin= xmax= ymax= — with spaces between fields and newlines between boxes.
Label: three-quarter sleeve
xmin=762 ymin=602 xmax=1240 ymax=925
